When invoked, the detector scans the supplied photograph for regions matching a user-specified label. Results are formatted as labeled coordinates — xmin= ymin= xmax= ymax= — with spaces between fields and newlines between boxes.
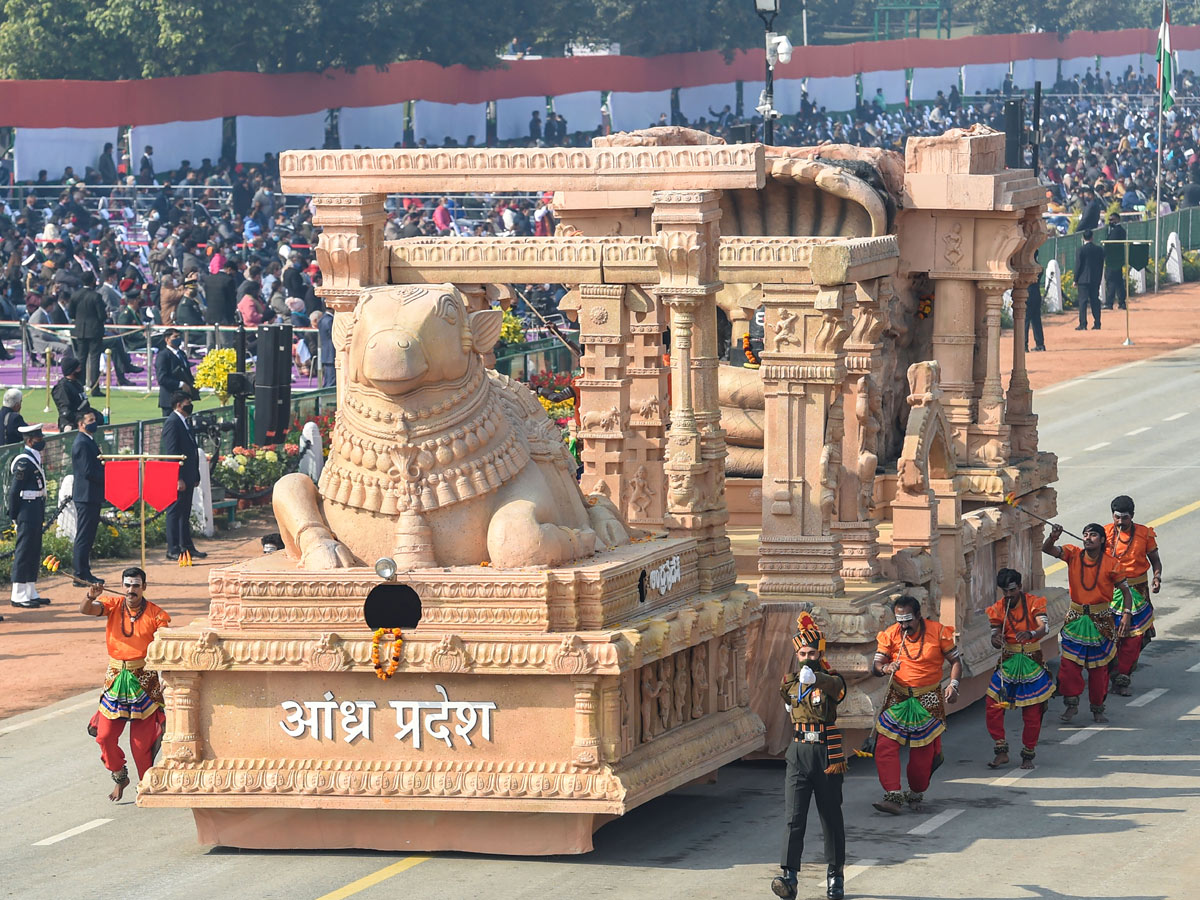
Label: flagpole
xmin=1156 ymin=94 xmax=1163 ymax=294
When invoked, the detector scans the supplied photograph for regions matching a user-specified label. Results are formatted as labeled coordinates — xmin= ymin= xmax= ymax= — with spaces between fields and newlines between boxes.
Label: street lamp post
xmin=754 ymin=0 xmax=792 ymax=146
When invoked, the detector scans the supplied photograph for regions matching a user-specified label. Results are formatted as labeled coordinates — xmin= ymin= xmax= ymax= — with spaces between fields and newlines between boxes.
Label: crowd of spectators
xmin=5 ymin=61 xmax=1200 ymax=372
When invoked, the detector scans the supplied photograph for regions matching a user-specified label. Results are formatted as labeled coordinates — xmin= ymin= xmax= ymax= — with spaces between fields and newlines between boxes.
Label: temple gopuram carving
xmin=138 ymin=122 xmax=1063 ymax=852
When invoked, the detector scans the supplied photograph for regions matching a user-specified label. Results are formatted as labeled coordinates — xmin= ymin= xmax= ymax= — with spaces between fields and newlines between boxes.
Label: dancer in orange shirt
xmin=984 ymin=569 xmax=1054 ymax=769
xmin=79 ymin=567 xmax=171 ymax=801
xmin=1043 ymin=523 xmax=1134 ymax=724
xmin=1104 ymin=495 xmax=1162 ymax=696
xmin=870 ymin=595 xmax=961 ymax=815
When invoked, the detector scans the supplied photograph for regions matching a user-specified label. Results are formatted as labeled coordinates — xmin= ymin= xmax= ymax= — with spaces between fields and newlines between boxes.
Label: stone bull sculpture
xmin=274 ymin=284 xmax=629 ymax=570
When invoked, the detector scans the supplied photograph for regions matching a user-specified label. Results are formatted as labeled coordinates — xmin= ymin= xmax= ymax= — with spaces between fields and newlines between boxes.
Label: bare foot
xmin=108 ymin=778 xmax=127 ymax=802
xmin=1093 ymin=712 xmax=1109 ymax=724
xmin=1060 ymin=705 xmax=1078 ymax=723
xmin=1019 ymin=758 xmax=1036 ymax=770
xmin=987 ymin=753 xmax=1010 ymax=769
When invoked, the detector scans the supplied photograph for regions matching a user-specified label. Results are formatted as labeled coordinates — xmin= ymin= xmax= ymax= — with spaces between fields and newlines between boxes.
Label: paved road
xmin=4 ymin=346 xmax=1200 ymax=900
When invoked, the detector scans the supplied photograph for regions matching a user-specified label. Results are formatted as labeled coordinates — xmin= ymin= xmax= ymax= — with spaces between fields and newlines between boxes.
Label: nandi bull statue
xmin=274 ymin=283 xmax=629 ymax=571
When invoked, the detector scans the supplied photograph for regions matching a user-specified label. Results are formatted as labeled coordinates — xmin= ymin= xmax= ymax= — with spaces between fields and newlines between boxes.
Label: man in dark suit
xmin=0 ymin=388 xmax=27 ymax=444
xmin=282 ymin=252 xmax=306 ymax=299
xmin=160 ymin=391 xmax=207 ymax=561
xmin=1075 ymin=186 xmax=1102 ymax=234
xmin=155 ymin=328 xmax=195 ymax=417
xmin=1074 ymin=229 xmax=1105 ymax=330
xmin=201 ymin=260 xmax=239 ymax=348
xmin=52 ymin=356 xmax=89 ymax=431
xmin=1103 ymin=212 xmax=1128 ymax=311
xmin=70 ymin=272 xmax=108 ymax=395
xmin=71 ymin=408 xmax=105 ymax=584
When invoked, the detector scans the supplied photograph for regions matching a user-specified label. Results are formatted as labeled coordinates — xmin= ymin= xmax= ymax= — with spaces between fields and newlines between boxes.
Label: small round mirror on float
xmin=374 ymin=557 xmax=398 ymax=581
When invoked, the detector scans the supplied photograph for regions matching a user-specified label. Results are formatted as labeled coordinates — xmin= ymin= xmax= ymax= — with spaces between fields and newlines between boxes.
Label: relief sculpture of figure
xmin=273 ymin=284 xmax=629 ymax=571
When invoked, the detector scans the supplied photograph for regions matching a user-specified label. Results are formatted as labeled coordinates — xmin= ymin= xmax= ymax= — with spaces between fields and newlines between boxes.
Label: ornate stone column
xmin=834 ymin=277 xmax=887 ymax=580
xmin=311 ymin=193 xmax=388 ymax=407
xmin=576 ymin=283 xmax=631 ymax=508
xmin=757 ymin=283 xmax=851 ymax=599
xmin=571 ymin=678 xmax=601 ymax=770
xmin=977 ymin=280 xmax=1008 ymax=426
xmin=160 ymin=671 xmax=203 ymax=764
xmin=1006 ymin=274 xmax=1039 ymax=458
xmin=929 ymin=276 xmax=976 ymax=458
xmin=652 ymin=190 xmax=735 ymax=594
xmin=624 ymin=287 xmax=670 ymax=527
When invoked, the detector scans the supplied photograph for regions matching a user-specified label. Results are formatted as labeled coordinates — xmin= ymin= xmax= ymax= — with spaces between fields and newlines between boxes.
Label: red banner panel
xmin=143 ymin=460 xmax=182 ymax=512
xmin=103 ymin=459 xmax=140 ymax=511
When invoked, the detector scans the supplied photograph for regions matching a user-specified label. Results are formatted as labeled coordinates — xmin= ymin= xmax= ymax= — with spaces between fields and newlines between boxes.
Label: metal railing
xmin=1041 ymin=206 xmax=1200 ymax=289
xmin=0 ymin=386 xmax=336 ymax=529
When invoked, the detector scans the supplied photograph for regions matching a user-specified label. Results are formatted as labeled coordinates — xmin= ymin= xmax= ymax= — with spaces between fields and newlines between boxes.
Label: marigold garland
xmin=741 ymin=334 xmax=760 ymax=369
xmin=916 ymin=294 xmax=934 ymax=320
xmin=371 ymin=627 xmax=404 ymax=679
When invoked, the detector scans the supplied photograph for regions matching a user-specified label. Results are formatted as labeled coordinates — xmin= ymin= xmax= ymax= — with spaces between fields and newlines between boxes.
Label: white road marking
xmin=1186 ymin=662 xmax=1200 ymax=673
xmin=32 ymin=818 xmax=111 ymax=846
xmin=1125 ymin=426 xmax=1152 ymax=436
xmin=1128 ymin=688 xmax=1168 ymax=707
xmin=1164 ymin=412 xmax=1189 ymax=421
xmin=907 ymin=808 xmax=964 ymax=836
xmin=0 ymin=697 xmax=96 ymax=737
xmin=1061 ymin=726 xmax=1106 ymax=745
xmin=844 ymin=859 xmax=878 ymax=883
xmin=1082 ymin=442 xmax=1111 ymax=452
xmin=991 ymin=766 xmax=1035 ymax=787
xmin=1179 ymin=704 xmax=1200 ymax=722
xmin=1037 ymin=355 xmax=1151 ymax=396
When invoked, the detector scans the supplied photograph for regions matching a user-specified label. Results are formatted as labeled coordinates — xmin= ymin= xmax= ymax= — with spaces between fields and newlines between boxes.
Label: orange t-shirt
xmin=1104 ymin=522 xmax=1157 ymax=578
xmin=986 ymin=594 xmax=1048 ymax=643
xmin=1061 ymin=545 xmax=1132 ymax=606
xmin=876 ymin=620 xmax=957 ymax=687
xmin=101 ymin=596 xmax=171 ymax=660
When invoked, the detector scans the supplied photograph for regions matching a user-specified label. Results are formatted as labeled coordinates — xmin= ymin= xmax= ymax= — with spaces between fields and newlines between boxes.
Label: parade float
xmin=139 ymin=123 xmax=1064 ymax=850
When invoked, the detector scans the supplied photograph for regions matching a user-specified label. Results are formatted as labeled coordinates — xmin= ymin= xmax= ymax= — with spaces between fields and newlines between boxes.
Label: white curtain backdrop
xmin=909 ymin=66 xmax=962 ymax=102
xmin=339 ymin=102 xmax=408 ymax=149
xmin=1179 ymin=49 xmax=1200 ymax=74
xmin=861 ymin=70 xmax=906 ymax=106
xmin=962 ymin=62 xmax=1011 ymax=96
xmin=496 ymin=97 xmax=547 ymax=142
xmin=1060 ymin=56 xmax=1098 ymax=82
xmin=678 ymin=83 xmax=738 ymax=124
xmin=803 ymin=76 xmax=858 ymax=113
xmin=412 ymin=101 xmax=487 ymax=146
xmin=129 ymin=118 xmax=223 ymax=173
xmin=551 ymin=91 xmax=602 ymax=135
xmin=14 ymin=126 xmax=120 ymax=182
xmin=772 ymin=79 xmax=808 ymax=117
xmin=236 ymin=112 xmax=327 ymax=162
xmin=608 ymin=89 xmax=672 ymax=131
xmin=1011 ymin=58 xmax=1059 ymax=92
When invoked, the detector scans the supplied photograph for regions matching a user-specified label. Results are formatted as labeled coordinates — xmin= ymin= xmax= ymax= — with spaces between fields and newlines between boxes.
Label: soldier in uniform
xmin=8 ymin=423 xmax=50 ymax=609
xmin=772 ymin=612 xmax=847 ymax=900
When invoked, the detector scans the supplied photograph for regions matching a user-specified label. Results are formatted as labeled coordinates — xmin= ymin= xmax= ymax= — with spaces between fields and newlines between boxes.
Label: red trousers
xmin=985 ymin=697 xmax=1046 ymax=750
xmin=1114 ymin=635 xmax=1144 ymax=677
xmin=874 ymin=734 xmax=940 ymax=793
xmin=1058 ymin=658 xmax=1108 ymax=707
xmin=95 ymin=710 xmax=164 ymax=779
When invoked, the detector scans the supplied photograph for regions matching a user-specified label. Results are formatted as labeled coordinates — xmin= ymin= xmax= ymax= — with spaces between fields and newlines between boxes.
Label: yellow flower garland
xmin=370 ymin=627 xmax=404 ymax=679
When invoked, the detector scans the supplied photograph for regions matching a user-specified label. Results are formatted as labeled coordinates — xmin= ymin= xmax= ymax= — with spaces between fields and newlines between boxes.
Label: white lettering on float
xmin=279 ymin=685 xmax=496 ymax=749
xmin=648 ymin=555 xmax=681 ymax=596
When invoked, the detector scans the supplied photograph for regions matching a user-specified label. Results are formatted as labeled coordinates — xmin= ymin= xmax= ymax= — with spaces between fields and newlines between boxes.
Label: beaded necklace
xmin=898 ymin=620 xmax=927 ymax=661
xmin=1111 ymin=524 xmax=1136 ymax=559
xmin=1078 ymin=549 xmax=1102 ymax=593
xmin=120 ymin=599 xmax=145 ymax=638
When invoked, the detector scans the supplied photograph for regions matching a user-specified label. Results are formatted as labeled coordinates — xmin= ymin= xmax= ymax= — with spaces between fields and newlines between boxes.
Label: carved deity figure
xmin=273 ymin=284 xmax=629 ymax=570
xmin=672 ymin=650 xmax=690 ymax=729
xmin=690 ymin=644 xmax=708 ymax=719
xmin=640 ymin=665 xmax=663 ymax=742
xmin=627 ymin=465 xmax=654 ymax=518
xmin=657 ymin=656 xmax=674 ymax=731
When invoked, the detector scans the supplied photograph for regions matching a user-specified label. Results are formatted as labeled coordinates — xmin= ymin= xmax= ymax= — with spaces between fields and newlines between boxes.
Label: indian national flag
xmin=1158 ymin=0 xmax=1176 ymax=112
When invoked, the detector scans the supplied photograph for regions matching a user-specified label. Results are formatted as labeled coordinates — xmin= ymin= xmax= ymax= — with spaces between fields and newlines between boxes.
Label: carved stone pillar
xmin=311 ymin=193 xmax=388 ymax=407
xmin=576 ymin=283 xmax=631 ymax=508
xmin=625 ymin=287 xmax=669 ymax=527
xmin=652 ymin=190 xmax=735 ymax=594
xmin=571 ymin=678 xmax=601 ymax=770
xmin=1006 ymin=274 xmax=1039 ymax=459
xmin=977 ymin=281 xmax=1008 ymax=426
xmin=160 ymin=671 xmax=202 ymax=764
xmin=834 ymin=277 xmax=887 ymax=580
xmin=929 ymin=276 xmax=976 ymax=459
xmin=757 ymin=283 xmax=851 ymax=599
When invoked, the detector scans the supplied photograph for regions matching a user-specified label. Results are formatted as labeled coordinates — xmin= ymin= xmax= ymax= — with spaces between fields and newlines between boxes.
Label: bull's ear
xmin=468 ymin=308 xmax=503 ymax=354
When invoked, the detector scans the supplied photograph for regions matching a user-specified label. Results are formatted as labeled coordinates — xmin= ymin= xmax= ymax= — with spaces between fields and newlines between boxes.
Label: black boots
xmin=827 ymin=867 xmax=845 ymax=900
xmin=771 ymin=868 xmax=798 ymax=899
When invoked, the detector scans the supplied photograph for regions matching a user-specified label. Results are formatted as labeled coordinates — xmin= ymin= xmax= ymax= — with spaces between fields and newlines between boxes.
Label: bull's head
xmin=347 ymin=284 xmax=502 ymax=396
